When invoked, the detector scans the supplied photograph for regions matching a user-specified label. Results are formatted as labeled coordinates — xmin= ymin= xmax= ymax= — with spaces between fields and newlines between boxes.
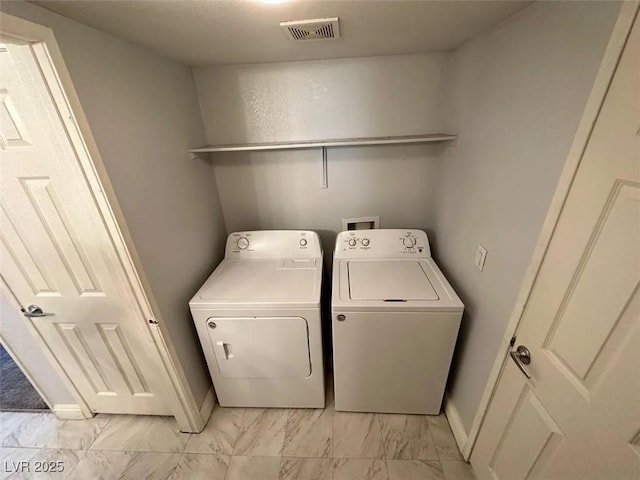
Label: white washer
xmin=190 ymin=230 xmax=325 ymax=408
xmin=332 ymin=229 xmax=463 ymax=414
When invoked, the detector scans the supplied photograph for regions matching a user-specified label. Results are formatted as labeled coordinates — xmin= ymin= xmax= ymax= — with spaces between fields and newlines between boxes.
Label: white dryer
xmin=332 ymin=229 xmax=463 ymax=414
xmin=190 ymin=230 xmax=324 ymax=408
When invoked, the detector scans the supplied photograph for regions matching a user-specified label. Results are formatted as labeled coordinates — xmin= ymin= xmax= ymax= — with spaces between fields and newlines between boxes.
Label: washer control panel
xmin=226 ymin=230 xmax=322 ymax=258
xmin=341 ymin=235 xmax=373 ymax=250
xmin=236 ymin=237 xmax=250 ymax=250
xmin=335 ymin=229 xmax=430 ymax=259
xmin=402 ymin=236 xmax=416 ymax=248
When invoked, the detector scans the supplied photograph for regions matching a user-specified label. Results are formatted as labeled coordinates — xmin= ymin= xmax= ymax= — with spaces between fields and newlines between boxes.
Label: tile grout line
xmin=229 ymin=408 xmax=243 ymax=455
xmin=376 ymin=414 xmax=391 ymax=480
xmin=282 ymin=408 xmax=292 ymax=458
xmin=427 ymin=417 xmax=443 ymax=465
xmin=222 ymin=452 xmax=230 ymax=480
xmin=225 ymin=407 xmax=246 ymax=480
xmin=116 ymin=450 xmax=137 ymax=480
xmin=276 ymin=409 xmax=286 ymax=479
xmin=278 ymin=409 xmax=287 ymax=457
xmin=84 ymin=414 xmax=110 ymax=451
xmin=170 ymin=451 xmax=186 ymax=480
xmin=60 ymin=449 xmax=82 ymax=480
xmin=132 ymin=416 xmax=159 ymax=453
xmin=230 ymin=408 xmax=247 ymax=457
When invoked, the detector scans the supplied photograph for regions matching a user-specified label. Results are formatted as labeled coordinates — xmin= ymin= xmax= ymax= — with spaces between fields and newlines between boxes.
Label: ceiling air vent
xmin=280 ymin=17 xmax=340 ymax=41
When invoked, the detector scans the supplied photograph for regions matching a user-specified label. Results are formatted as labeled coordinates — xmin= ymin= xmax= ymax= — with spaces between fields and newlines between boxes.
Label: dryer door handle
xmin=215 ymin=341 xmax=234 ymax=360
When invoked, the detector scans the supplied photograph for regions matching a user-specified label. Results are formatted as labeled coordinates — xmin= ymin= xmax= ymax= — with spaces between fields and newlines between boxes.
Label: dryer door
xmin=207 ymin=317 xmax=311 ymax=378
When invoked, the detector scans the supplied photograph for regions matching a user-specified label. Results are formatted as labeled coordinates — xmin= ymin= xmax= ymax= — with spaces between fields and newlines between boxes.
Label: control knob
xmin=237 ymin=237 xmax=250 ymax=250
xmin=348 ymin=238 xmax=357 ymax=247
xmin=299 ymin=238 xmax=307 ymax=247
xmin=361 ymin=238 xmax=370 ymax=247
xmin=403 ymin=236 xmax=416 ymax=248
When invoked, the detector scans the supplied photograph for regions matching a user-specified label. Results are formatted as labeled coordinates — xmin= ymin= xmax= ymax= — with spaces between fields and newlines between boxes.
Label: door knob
xmin=23 ymin=304 xmax=53 ymax=318
xmin=509 ymin=345 xmax=532 ymax=379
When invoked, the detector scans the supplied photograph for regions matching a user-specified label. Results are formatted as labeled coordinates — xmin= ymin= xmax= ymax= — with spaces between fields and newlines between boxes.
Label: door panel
xmin=0 ymin=87 xmax=30 ymax=148
xmin=0 ymin=43 xmax=170 ymax=414
xmin=20 ymin=176 xmax=103 ymax=295
xmin=0 ymin=204 xmax=56 ymax=295
xmin=489 ymin=388 xmax=563 ymax=480
xmin=545 ymin=182 xmax=639 ymax=381
xmin=472 ymin=14 xmax=640 ymax=480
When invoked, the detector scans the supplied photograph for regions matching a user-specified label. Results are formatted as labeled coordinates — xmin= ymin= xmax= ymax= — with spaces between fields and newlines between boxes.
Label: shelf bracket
xmin=320 ymin=146 xmax=328 ymax=189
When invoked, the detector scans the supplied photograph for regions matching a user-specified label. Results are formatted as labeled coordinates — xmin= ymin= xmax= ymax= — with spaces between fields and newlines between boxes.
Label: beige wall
xmin=195 ymin=54 xmax=451 ymax=252
xmin=212 ymin=145 xmax=446 ymax=252
xmin=434 ymin=0 xmax=621 ymax=433
xmin=194 ymin=53 xmax=448 ymax=144
xmin=0 ymin=1 xmax=227 ymax=407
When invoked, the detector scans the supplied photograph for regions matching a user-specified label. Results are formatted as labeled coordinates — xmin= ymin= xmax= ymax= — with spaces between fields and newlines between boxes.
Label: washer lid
xmin=348 ymin=260 xmax=439 ymax=301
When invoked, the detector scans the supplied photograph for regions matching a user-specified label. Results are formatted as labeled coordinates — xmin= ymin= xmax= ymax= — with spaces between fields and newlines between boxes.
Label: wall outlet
xmin=475 ymin=245 xmax=488 ymax=271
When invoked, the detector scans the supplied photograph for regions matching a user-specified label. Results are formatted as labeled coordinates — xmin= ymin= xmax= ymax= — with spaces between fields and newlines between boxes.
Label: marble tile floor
xmin=0 ymin=395 xmax=476 ymax=480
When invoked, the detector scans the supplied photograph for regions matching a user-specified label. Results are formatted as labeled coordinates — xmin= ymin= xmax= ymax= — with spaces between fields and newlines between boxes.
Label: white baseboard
xmin=53 ymin=404 xmax=93 ymax=420
xmin=198 ymin=386 xmax=216 ymax=424
xmin=443 ymin=394 xmax=471 ymax=461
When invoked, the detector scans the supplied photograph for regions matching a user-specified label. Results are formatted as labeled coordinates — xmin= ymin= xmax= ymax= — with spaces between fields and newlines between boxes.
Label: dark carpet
xmin=0 ymin=343 xmax=49 ymax=411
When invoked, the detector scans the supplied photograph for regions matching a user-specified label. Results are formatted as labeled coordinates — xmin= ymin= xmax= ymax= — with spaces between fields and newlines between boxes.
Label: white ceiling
xmin=32 ymin=0 xmax=532 ymax=66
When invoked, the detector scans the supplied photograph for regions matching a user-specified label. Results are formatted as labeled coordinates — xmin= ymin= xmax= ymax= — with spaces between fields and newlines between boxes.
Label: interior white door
xmin=0 ymin=43 xmax=171 ymax=415
xmin=471 ymin=15 xmax=640 ymax=480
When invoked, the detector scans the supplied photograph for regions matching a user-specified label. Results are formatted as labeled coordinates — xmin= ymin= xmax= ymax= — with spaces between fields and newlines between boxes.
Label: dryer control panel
xmin=334 ymin=229 xmax=431 ymax=259
xmin=226 ymin=230 xmax=322 ymax=258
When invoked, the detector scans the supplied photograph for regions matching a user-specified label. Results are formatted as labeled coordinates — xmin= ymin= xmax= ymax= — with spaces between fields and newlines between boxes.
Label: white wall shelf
xmin=189 ymin=133 xmax=457 ymax=155
xmin=189 ymin=133 xmax=457 ymax=189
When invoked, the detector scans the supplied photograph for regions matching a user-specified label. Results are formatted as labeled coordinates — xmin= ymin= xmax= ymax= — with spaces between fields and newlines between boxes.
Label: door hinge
xmin=509 ymin=335 xmax=516 ymax=347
